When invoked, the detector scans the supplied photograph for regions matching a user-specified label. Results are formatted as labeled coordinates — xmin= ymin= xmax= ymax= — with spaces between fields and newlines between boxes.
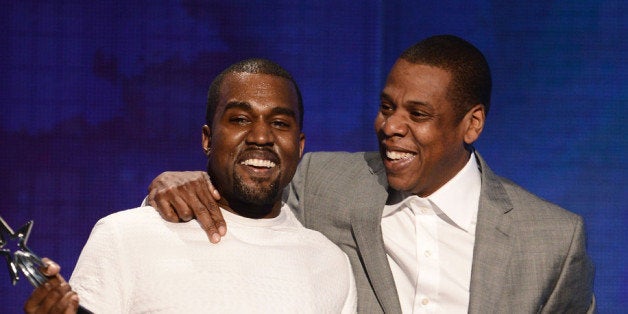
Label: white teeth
xmin=386 ymin=150 xmax=413 ymax=160
xmin=241 ymin=159 xmax=276 ymax=168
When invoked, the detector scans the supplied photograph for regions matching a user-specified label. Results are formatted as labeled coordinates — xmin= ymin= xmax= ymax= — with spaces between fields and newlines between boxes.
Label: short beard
xmin=233 ymin=171 xmax=280 ymax=207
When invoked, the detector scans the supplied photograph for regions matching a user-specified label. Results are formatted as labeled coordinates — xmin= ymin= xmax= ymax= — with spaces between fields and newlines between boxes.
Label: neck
xmin=217 ymin=197 xmax=282 ymax=219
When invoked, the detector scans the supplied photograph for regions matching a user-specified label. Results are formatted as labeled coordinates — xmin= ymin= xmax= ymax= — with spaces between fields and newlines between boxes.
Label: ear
xmin=298 ymin=133 xmax=305 ymax=158
xmin=202 ymin=125 xmax=211 ymax=156
xmin=462 ymin=104 xmax=485 ymax=144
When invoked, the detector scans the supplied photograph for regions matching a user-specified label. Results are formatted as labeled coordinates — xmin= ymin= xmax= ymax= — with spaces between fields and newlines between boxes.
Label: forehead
xmin=219 ymin=72 xmax=299 ymax=111
xmin=383 ymin=60 xmax=452 ymax=101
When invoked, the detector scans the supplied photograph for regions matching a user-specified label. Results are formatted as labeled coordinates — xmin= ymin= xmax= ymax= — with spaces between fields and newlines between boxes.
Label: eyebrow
xmin=224 ymin=101 xmax=297 ymax=119
xmin=380 ymin=92 xmax=430 ymax=107
xmin=270 ymin=107 xmax=297 ymax=119
xmin=224 ymin=101 xmax=252 ymax=112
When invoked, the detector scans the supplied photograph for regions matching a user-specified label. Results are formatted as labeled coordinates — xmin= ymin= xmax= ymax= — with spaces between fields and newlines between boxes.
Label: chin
xmin=387 ymin=179 xmax=408 ymax=192
xmin=387 ymin=177 xmax=420 ymax=193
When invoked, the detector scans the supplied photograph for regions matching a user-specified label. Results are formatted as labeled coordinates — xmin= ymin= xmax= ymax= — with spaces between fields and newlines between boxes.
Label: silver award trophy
xmin=1 ymin=216 xmax=92 ymax=314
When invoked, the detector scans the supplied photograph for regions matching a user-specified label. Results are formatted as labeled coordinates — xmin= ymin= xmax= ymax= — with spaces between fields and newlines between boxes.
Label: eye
xmin=380 ymin=102 xmax=394 ymax=115
xmin=271 ymin=119 xmax=291 ymax=129
xmin=230 ymin=116 xmax=250 ymax=125
xmin=410 ymin=110 xmax=426 ymax=117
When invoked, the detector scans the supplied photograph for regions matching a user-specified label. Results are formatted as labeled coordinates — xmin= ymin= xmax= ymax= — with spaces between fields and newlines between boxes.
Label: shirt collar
xmin=429 ymin=153 xmax=481 ymax=232
xmin=382 ymin=154 xmax=482 ymax=233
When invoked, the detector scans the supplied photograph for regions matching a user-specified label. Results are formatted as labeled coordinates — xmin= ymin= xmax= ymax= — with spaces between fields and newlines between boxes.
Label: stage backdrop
xmin=1 ymin=1 xmax=626 ymax=312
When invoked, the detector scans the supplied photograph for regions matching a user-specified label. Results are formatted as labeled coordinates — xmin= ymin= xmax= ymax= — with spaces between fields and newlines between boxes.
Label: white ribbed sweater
xmin=69 ymin=205 xmax=356 ymax=313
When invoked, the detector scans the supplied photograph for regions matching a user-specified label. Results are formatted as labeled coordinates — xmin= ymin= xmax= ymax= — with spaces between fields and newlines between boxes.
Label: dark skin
xmin=148 ymin=171 xmax=224 ymax=242
xmin=146 ymin=58 xmax=485 ymax=242
xmin=202 ymin=72 xmax=304 ymax=219
xmin=24 ymin=71 xmax=306 ymax=311
xmin=147 ymin=72 xmax=305 ymax=242
xmin=375 ymin=60 xmax=484 ymax=196
xmin=23 ymin=258 xmax=79 ymax=314
xmin=147 ymin=171 xmax=225 ymax=242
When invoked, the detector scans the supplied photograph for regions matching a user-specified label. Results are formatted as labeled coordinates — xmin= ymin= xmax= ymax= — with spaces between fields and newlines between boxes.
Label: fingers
xmin=24 ymin=282 xmax=50 ymax=313
xmin=148 ymin=173 xmax=195 ymax=222
xmin=201 ymin=172 xmax=222 ymax=201
xmin=39 ymin=281 xmax=75 ymax=314
xmin=195 ymin=202 xmax=225 ymax=243
xmin=40 ymin=258 xmax=61 ymax=276
xmin=189 ymin=173 xmax=225 ymax=242
xmin=153 ymin=196 xmax=183 ymax=223
xmin=147 ymin=171 xmax=227 ymax=243
xmin=198 ymin=172 xmax=226 ymax=236
xmin=168 ymin=194 xmax=195 ymax=221
xmin=50 ymin=289 xmax=80 ymax=314
xmin=209 ymin=201 xmax=226 ymax=237
xmin=24 ymin=269 xmax=77 ymax=314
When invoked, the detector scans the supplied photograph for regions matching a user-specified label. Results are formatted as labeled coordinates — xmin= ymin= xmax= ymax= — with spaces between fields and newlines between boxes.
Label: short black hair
xmin=400 ymin=35 xmax=492 ymax=120
xmin=205 ymin=58 xmax=304 ymax=130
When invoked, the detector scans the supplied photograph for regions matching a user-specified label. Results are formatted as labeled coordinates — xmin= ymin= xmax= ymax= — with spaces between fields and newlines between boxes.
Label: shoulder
xmin=96 ymin=206 xmax=161 ymax=225
xmin=282 ymin=208 xmax=345 ymax=252
xmin=91 ymin=206 xmax=168 ymax=237
xmin=499 ymin=175 xmax=582 ymax=224
xmin=478 ymin=156 xmax=584 ymax=243
xmin=299 ymin=151 xmax=383 ymax=175
xmin=476 ymin=151 xmax=582 ymax=223
xmin=302 ymin=151 xmax=379 ymax=163
xmin=295 ymin=226 xmax=350 ymax=258
xmin=476 ymin=163 xmax=594 ymax=313
xmin=476 ymin=158 xmax=591 ymax=285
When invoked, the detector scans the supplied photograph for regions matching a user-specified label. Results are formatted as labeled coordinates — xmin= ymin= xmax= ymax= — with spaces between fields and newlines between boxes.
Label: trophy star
xmin=13 ymin=220 xmax=35 ymax=252
xmin=0 ymin=216 xmax=20 ymax=285
xmin=0 ymin=215 xmax=93 ymax=313
xmin=0 ymin=216 xmax=35 ymax=285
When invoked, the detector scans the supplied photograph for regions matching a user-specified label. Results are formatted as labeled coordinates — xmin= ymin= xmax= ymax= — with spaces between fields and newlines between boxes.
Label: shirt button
xmin=420 ymin=208 xmax=428 ymax=214
xmin=424 ymin=250 xmax=432 ymax=257
xmin=421 ymin=298 xmax=429 ymax=305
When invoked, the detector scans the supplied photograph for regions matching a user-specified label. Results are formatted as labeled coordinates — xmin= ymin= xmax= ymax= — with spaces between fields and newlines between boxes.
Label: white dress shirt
xmin=381 ymin=154 xmax=481 ymax=313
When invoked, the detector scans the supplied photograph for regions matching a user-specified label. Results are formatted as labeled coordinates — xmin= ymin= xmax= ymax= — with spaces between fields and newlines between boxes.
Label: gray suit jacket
xmin=285 ymin=151 xmax=595 ymax=313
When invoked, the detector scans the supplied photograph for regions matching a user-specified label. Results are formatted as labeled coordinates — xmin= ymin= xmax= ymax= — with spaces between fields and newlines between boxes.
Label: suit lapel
xmin=350 ymin=152 xmax=514 ymax=313
xmin=468 ymin=152 xmax=514 ymax=313
xmin=351 ymin=154 xmax=403 ymax=313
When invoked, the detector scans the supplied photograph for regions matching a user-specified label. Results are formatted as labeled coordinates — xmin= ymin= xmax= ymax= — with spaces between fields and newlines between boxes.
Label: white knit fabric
xmin=69 ymin=205 xmax=356 ymax=313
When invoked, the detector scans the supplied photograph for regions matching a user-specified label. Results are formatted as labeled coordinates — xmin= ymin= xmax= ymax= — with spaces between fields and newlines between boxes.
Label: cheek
xmin=408 ymin=124 xmax=440 ymax=145
xmin=277 ymin=138 xmax=302 ymax=162
xmin=286 ymin=141 xmax=303 ymax=160
xmin=373 ymin=115 xmax=383 ymax=131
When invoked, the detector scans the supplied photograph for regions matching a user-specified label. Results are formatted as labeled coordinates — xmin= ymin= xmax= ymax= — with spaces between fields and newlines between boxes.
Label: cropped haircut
xmin=400 ymin=35 xmax=492 ymax=120
xmin=205 ymin=58 xmax=304 ymax=130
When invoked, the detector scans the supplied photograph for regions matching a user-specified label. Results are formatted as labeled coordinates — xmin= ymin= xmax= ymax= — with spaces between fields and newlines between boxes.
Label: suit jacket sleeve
xmin=541 ymin=215 xmax=595 ymax=313
xmin=469 ymin=153 xmax=595 ymax=313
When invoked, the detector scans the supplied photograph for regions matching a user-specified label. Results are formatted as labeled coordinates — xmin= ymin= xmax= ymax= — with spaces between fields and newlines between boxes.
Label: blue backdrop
xmin=1 ymin=1 xmax=626 ymax=312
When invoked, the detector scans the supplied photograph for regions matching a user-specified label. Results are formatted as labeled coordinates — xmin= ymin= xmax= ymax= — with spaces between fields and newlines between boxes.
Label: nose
xmin=246 ymin=121 xmax=274 ymax=146
xmin=379 ymin=111 xmax=408 ymax=138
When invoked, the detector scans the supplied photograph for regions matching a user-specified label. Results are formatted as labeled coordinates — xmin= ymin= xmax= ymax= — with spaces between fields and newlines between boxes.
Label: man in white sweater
xmin=23 ymin=58 xmax=357 ymax=313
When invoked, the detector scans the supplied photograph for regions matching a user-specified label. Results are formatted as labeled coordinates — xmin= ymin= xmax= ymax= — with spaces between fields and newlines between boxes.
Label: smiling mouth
xmin=385 ymin=150 xmax=415 ymax=160
xmin=240 ymin=158 xmax=276 ymax=168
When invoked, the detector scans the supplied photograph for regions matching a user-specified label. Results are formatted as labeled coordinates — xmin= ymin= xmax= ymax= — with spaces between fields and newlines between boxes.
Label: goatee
xmin=233 ymin=172 xmax=280 ymax=206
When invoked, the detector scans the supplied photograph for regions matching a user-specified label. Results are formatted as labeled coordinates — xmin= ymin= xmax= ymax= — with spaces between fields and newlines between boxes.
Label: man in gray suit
xmin=148 ymin=35 xmax=595 ymax=313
